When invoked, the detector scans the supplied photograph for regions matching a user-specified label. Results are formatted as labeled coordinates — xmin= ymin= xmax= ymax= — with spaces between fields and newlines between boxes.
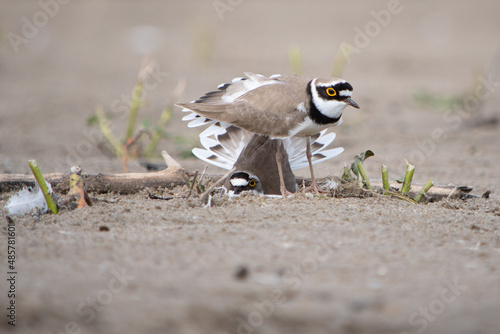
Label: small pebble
xmin=234 ymin=265 xmax=249 ymax=280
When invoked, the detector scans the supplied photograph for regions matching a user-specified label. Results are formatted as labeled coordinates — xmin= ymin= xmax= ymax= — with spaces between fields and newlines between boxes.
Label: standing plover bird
xmin=178 ymin=72 xmax=359 ymax=196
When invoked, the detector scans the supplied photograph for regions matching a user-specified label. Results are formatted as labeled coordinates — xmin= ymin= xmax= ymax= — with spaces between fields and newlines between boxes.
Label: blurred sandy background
xmin=1 ymin=1 xmax=500 ymax=334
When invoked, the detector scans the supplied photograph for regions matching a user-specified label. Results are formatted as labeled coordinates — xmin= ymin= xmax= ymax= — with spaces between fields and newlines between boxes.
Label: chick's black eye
xmin=249 ymin=179 xmax=256 ymax=187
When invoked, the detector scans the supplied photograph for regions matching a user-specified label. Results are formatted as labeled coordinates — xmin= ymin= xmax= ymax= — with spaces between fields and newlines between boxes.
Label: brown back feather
xmin=178 ymin=75 xmax=311 ymax=137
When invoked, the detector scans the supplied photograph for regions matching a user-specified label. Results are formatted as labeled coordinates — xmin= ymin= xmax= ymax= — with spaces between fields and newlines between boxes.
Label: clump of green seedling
xmin=87 ymin=58 xmax=186 ymax=172
xmin=343 ymin=150 xmax=434 ymax=204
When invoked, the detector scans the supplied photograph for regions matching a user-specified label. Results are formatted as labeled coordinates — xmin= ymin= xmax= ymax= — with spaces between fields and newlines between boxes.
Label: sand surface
xmin=1 ymin=1 xmax=500 ymax=333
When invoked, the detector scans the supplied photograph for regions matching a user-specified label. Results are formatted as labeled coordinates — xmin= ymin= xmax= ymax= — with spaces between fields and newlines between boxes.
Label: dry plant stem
xmin=145 ymin=79 xmax=186 ymax=157
xmin=96 ymin=106 xmax=123 ymax=157
xmin=356 ymin=162 xmax=372 ymax=190
xmin=125 ymin=81 xmax=143 ymax=141
xmin=126 ymin=56 xmax=150 ymax=141
xmin=186 ymin=171 xmax=198 ymax=199
xmin=198 ymin=166 xmax=207 ymax=185
xmin=343 ymin=165 xmax=352 ymax=180
xmin=68 ymin=167 xmax=92 ymax=208
xmin=381 ymin=165 xmax=389 ymax=194
xmin=331 ymin=41 xmax=352 ymax=77
xmin=447 ymin=186 xmax=461 ymax=199
xmin=288 ymin=43 xmax=302 ymax=75
xmin=197 ymin=166 xmax=208 ymax=193
xmin=401 ymin=160 xmax=415 ymax=194
xmin=200 ymin=167 xmax=237 ymax=203
xmin=355 ymin=185 xmax=419 ymax=205
xmin=386 ymin=190 xmax=419 ymax=204
xmin=122 ymin=130 xmax=150 ymax=173
xmin=28 ymin=160 xmax=58 ymax=214
xmin=415 ymin=178 xmax=434 ymax=203
xmin=122 ymin=145 xmax=129 ymax=173
xmin=145 ymin=108 xmax=171 ymax=157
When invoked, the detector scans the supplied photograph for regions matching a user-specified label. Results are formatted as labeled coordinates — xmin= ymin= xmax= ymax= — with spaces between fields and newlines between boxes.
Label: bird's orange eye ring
xmin=249 ymin=179 xmax=256 ymax=187
xmin=326 ymin=87 xmax=337 ymax=96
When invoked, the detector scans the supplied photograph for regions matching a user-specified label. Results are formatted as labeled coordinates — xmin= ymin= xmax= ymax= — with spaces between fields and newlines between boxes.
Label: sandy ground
xmin=1 ymin=1 xmax=500 ymax=333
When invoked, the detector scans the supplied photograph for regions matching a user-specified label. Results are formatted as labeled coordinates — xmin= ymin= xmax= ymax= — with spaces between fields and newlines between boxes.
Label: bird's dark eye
xmin=326 ymin=87 xmax=336 ymax=97
xmin=249 ymin=179 xmax=256 ymax=187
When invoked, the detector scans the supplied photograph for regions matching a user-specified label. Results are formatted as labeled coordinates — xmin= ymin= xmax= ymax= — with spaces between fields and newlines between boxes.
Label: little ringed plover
xmin=178 ymin=72 xmax=359 ymax=196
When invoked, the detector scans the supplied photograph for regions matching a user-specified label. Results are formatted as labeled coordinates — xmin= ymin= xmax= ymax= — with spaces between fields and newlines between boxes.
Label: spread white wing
xmin=184 ymin=117 xmax=343 ymax=171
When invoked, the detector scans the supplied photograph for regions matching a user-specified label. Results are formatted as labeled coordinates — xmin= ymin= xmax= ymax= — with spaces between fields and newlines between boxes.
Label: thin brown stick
xmin=122 ymin=129 xmax=151 ymax=173
xmin=186 ymin=170 xmax=198 ymax=199
xmin=199 ymin=167 xmax=236 ymax=203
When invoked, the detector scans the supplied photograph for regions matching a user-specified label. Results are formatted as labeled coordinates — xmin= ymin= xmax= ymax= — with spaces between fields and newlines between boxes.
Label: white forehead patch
xmin=338 ymin=90 xmax=352 ymax=97
xmin=230 ymin=178 xmax=249 ymax=187
xmin=316 ymin=80 xmax=346 ymax=88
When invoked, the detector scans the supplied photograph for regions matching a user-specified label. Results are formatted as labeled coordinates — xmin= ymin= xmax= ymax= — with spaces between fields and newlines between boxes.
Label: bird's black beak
xmin=345 ymin=98 xmax=360 ymax=109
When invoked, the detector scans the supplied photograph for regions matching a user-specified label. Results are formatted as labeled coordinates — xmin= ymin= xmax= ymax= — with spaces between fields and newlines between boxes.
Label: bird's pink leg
xmin=306 ymin=137 xmax=325 ymax=193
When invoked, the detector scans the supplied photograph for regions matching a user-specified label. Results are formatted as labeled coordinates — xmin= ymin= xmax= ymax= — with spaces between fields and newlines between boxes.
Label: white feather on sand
xmin=6 ymin=180 xmax=52 ymax=216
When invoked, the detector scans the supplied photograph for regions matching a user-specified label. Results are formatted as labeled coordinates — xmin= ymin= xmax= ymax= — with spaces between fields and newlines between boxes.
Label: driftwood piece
xmin=1 ymin=170 xmax=476 ymax=201
xmin=0 ymin=168 xmax=187 ymax=195
xmin=296 ymin=177 xmax=476 ymax=201
xmin=0 ymin=149 xmax=477 ymax=201
xmin=0 ymin=151 xmax=189 ymax=195
xmin=371 ymin=181 xmax=474 ymax=200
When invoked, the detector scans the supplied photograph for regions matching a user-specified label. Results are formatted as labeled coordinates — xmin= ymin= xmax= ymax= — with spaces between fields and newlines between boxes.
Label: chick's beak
xmin=345 ymin=97 xmax=360 ymax=109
